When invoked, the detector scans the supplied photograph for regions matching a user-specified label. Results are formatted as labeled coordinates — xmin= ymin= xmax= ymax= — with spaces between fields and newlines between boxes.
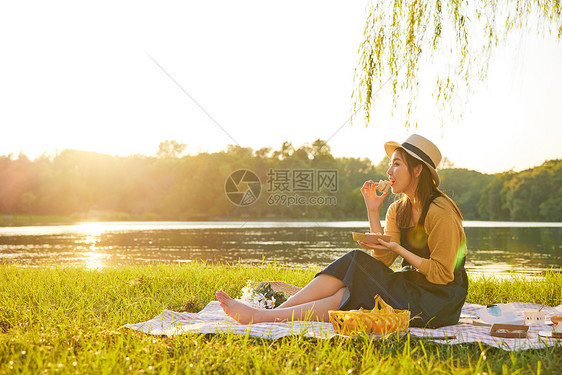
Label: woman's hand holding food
xmin=360 ymin=179 xmax=391 ymax=212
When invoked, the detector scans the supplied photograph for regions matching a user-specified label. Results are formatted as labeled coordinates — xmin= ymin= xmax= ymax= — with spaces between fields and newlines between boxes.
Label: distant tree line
xmin=1 ymin=140 xmax=560 ymax=222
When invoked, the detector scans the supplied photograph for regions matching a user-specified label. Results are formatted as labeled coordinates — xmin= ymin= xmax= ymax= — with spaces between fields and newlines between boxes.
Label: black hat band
xmin=401 ymin=142 xmax=436 ymax=169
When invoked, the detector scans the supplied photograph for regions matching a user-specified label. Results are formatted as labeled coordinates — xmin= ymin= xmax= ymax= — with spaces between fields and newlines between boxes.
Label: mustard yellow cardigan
xmin=374 ymin=196 xmax=467 ymax=285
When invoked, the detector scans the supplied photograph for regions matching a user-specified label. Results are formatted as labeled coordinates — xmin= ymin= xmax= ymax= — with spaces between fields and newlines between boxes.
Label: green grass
xmin=0 ymin=263 xmax=560 ymax=374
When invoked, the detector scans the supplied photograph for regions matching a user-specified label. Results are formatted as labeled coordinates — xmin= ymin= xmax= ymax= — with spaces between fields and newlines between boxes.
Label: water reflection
xmin=463 ymin=227 xmax=561 ymax=273
xmin=84 ymin=251 xmax=106 ymax=269
xmin=0 ymin=222 xmax=560 ymax=274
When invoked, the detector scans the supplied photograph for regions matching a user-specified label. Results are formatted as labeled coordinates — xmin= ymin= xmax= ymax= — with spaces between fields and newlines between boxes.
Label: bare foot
xmin=215 ymin=290 xmax=263 ymax=324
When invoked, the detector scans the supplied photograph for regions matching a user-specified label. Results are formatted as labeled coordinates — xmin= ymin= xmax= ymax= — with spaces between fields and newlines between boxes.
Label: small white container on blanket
xmin=523 ymin=310 xmax=546 ymax=325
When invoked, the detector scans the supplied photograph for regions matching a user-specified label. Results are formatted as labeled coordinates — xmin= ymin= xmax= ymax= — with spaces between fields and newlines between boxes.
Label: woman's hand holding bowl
xmin=357 ymin=238 xmax=399 ymax=256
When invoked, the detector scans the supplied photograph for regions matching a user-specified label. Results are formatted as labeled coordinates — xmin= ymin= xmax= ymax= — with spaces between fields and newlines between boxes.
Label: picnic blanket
xmin=124 ymin=302 xmax=562 ymax=351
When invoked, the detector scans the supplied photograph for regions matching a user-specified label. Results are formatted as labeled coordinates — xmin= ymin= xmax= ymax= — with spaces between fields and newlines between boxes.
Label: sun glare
xmin=75 ymin=222 xmax=105 ymax=237
xmin=74 ymin=222 xmax=108 ymax=269
xmin=84 ymin=251 xmax=106 ymax=270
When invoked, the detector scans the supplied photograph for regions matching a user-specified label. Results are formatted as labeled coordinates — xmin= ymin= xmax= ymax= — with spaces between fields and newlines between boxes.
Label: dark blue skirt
xmin=317 ymin=250 xmax=468 ymax=328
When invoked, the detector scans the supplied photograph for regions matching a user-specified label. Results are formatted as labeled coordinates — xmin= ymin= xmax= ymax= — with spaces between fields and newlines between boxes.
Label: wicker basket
xmin=329 ymin=295 xmax=410 ymax=336
xmin=268 ymin=281 xmax=303 ymax=297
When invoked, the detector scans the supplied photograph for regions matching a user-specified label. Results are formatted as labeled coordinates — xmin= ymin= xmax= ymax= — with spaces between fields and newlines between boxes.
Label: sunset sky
xmin=1 ymin=1 xmax=561 ymax=174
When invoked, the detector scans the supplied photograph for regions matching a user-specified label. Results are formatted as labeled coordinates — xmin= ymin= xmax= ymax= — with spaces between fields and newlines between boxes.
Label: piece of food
xmin=551 ymin=315 xmax=562 ymax=325
xmin=376 ymin=180 xmax=391 ymax=193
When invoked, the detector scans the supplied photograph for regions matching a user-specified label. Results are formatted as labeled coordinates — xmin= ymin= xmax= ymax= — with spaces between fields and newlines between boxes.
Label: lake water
xmin=0 ymin=221 xmax=560 ymax=275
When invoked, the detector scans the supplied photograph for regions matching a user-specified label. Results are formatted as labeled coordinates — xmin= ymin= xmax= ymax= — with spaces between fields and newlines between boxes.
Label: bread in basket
xmin=328 ymin=295 xmax=410 ymax=336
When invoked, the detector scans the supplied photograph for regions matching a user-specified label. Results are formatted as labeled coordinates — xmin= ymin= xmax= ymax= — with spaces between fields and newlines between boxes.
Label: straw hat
xmin=384 ymin=134 xmax=442 ymax=186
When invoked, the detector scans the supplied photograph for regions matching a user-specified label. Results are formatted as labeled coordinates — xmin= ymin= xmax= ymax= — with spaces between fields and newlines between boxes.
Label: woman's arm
xmin=358 ymin=239 xmax=420 ymax=269
xmin=357 ymin=180 xmax=400 ymax=267
xmin=366 ymin=208 xmax=383 ymax=234
xmin=358 ymin=201 xmax=401 ymax=267
xmin=418 ymin=212 xmax=465 ymax=284
xmin=363 ymin=240 xmax=422 ymax=269
xmin=360 ymin=180 xmax=388 ymax=233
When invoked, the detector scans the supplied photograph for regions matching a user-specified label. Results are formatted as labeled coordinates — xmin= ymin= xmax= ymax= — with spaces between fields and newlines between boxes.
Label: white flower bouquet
xmin=238 ymin=281 xmax=289 ymax=309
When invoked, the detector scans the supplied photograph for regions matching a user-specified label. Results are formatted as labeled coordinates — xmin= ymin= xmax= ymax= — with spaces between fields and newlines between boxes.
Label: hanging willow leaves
xmin=352 ymin=0 xmax=562 ymax=128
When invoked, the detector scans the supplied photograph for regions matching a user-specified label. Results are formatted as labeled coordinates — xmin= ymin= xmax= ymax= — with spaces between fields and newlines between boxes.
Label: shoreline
xmin=1 ymin=261 xmax=559 ymax=278
xmin=2 ymin=215 xmax=562 ymax=228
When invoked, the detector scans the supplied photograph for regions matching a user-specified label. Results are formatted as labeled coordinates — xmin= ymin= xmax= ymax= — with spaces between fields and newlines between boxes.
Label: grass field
xmin=0 ymin=262 xmax=560 ymax=374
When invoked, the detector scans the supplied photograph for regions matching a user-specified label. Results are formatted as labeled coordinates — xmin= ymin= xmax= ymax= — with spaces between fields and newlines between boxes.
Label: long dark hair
xmin=395 ymin=148 xmax=463 ymax=228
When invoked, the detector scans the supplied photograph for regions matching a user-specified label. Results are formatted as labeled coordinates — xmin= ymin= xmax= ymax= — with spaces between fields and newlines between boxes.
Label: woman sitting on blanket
xmin=217 ymin=134 xmax=469 ymax=328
